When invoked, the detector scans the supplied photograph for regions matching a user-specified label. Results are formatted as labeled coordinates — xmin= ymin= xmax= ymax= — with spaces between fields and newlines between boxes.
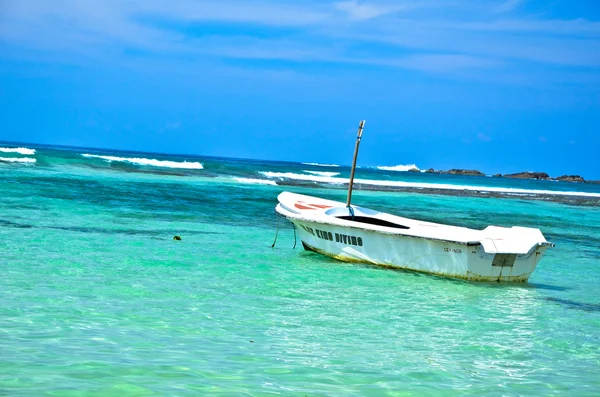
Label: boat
xmin=274 ymin=121 xmax=553 ymax=282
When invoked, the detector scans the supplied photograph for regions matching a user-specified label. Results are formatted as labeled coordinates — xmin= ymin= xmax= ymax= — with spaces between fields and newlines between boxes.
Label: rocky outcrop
xmin=423 ymin=168 xmax=484 ymax=176
xmin=445 ymin=169 xmax=485 ymax=176
xmin=421 ymin=169 xmax=593 ymax=182
xmin=556 ymin=175 xmax=585 ymax=183
xmin=504 ymin=172 xmax=551 ymax=180
xmin=407 ymin=167 xmax=421 ymax=172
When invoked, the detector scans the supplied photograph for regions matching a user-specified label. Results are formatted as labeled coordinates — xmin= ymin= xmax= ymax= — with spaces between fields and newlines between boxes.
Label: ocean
xmin=1 ymin=142 xmax=599 ymax=396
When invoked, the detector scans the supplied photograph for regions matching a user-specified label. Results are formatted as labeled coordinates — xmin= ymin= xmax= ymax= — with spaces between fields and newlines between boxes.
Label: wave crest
xmin=302 ymin=162 xmax=340 ymax=167
xmin=261 ymin=171 xmax=341 ymax=184
xmin=0 ymin=147 xmax=36 ymax=155
xmin=377 ymin=164 xmax=420 ymax=172
xmin=81 ymin=154 xmax=204 ymax=170
xmin=0 ymin=157 xmax=36 ymax=164
xmin=260 ymin=171 xmax=600 ymax=198
xmin=233 ymin=177 xmax=277 ymax=186
xmin=305 ymin=170 xmax=340 ymax=177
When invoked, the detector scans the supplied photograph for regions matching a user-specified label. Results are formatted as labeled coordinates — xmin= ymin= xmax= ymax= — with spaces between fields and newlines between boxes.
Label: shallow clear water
xmin=1 ymin=144 xmax=599 ymax=396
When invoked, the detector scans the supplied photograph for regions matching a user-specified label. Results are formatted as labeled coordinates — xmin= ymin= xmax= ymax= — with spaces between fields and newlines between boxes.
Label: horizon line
xmin=0 ymin=139 xmax=597 ymax=181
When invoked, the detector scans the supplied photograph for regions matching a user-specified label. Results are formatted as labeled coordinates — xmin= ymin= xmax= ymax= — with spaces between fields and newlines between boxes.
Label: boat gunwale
xmin=275 ymin=192 xmax=552 ymax=251
xmin=276 ymin=205 xmax=483 ymax=247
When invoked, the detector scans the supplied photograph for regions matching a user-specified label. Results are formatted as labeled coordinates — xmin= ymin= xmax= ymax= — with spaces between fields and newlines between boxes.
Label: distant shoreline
xmin=410 ymin=168 xmax=599 ymax=184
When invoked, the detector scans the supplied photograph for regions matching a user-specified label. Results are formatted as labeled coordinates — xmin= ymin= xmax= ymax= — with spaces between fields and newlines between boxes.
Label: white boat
xmin=275 ymin=192 xmax=553 ymax=282
xmin=274 ymin=120 xmax=553 ymax=282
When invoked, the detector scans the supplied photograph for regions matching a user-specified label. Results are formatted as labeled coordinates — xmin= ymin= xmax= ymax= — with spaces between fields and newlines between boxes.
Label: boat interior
xmin=325 ymin=206 xmax=411 ymax=230
xmin=334 ymin=215 xmax=410 ymax=229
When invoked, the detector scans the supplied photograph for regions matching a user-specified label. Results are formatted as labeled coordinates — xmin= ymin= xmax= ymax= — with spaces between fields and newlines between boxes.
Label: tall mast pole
xmin=346 ymin=120 xmax=365 ymax=208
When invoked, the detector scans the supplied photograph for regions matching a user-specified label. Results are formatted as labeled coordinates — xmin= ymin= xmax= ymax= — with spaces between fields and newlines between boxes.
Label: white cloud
xmin=1 ymin=0 xmax=599 ymax=83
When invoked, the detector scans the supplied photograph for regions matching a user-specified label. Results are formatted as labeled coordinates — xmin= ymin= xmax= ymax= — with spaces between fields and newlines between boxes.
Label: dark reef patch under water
xmin=2 ymin=142 xmax=600 ymax=396
xmin=275 ymin=180 xmax=600 ymax=207
xmin=545 ymin=297 xmax=600 ymax=312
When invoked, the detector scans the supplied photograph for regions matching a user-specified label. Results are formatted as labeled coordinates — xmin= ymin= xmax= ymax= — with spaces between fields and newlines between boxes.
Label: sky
xmin=1 ymin=0 xmax=599 ymax=178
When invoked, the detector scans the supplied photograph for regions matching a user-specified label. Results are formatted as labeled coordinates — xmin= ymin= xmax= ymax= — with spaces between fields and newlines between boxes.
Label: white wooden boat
xmin=275 ymin=192 xmax=553 ymax=282
xmin=274 ymin=120 xmax=552 ymax=282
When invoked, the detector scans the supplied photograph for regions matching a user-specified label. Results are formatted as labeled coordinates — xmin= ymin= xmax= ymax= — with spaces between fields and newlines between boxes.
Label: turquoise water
xmin=1 ymin=144 xmax=599 ymax=396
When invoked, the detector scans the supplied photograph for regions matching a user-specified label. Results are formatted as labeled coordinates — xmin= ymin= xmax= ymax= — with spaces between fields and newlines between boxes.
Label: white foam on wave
xmin=261 ymin=171 xmax=344 ymax=185
xmin=0 ymin=157 xmax=36 ymax=164
xmin=377 ymin=164 xmax=420 ymax=172
xmin=260 ymin=171 xmax=600 ymax=198
xmin=233 ymin=177 xmax=277 ymax=186
xmin=304 ymin=170 xmax=341 ymax=177
xmin=0 ymin=147 xmax=36 ymax=155
xmin=302 ymin=162 xmax=340 ymax=167
xmin=81 ymin=154 xmax=203 ymax=170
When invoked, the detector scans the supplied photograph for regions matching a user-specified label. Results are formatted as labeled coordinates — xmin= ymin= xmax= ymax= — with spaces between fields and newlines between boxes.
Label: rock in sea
xmin=556 ymin=175 xmax=585 ymax=183
xmin=504 ymin=172 xmax=551 ymax=180
xmin=445 ymin=169 xmax=485 ymax=176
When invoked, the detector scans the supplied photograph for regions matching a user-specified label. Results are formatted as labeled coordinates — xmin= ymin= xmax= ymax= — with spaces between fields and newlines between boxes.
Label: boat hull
xmin=290 ymin=219 xmax=547 ymax=282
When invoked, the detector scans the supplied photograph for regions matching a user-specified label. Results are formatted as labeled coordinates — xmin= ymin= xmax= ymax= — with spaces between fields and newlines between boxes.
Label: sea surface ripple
xmin=1 ymin=144 xmax=599 ymax=396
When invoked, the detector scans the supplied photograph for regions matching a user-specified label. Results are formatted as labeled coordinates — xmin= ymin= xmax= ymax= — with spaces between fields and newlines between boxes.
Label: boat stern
xmin=466 ymin=226 xmax=553 ymax=282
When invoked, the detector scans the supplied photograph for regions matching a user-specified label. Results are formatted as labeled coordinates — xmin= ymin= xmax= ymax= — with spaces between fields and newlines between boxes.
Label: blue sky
xmin=1 ymin=0 xmax=599 ymax=178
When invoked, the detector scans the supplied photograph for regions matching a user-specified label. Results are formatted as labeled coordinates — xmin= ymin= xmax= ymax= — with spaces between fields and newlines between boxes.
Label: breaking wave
xmin=81 ymin=154 xmax=204 ymax=170
xmin=305 ymin=170 xmax=340 ymax=177
xmin=302 ymin=162 xmax=340 ymax=167
xmin=261 ymin=171 xmax=341 ymax=184
xmin=377 ymin=164 xmax=420 ymax=172
xmin=260 ymin=171 xmax=600 ymax=198
xmin=0 ymin=147 xmax=36 ymax=155
xmin=232 ymin=177 xmax=277 ymax=186
xmin=0 ymin=157 xmax=36 ymax=164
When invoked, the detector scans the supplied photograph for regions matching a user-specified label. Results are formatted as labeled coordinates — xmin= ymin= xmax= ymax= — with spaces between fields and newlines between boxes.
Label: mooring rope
xmin=271 ymin=215 xmax=280 ymax=248
xmin=272 ymin=213 xmax=297 ymax=249
xmin=292 ymin=222 xmax=297 ymax=249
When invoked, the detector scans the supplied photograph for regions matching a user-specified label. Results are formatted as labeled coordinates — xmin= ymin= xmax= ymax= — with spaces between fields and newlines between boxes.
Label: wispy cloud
xmin=333 ymin=1 xmax=410 ymax=20
xmin=478 ymin=133 xmax=492 ymax=142
xmin=1 ymin=0 xmax=599 ymax=85
xmin=495 ymin=0 xmax=524 ymax=14
xmin=454 ymin=18 xmax=600 ymax=36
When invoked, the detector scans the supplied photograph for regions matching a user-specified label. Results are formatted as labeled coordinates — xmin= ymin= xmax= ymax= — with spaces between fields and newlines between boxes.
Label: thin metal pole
xmin=347 ymin=120 xmax=365 ymax=207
